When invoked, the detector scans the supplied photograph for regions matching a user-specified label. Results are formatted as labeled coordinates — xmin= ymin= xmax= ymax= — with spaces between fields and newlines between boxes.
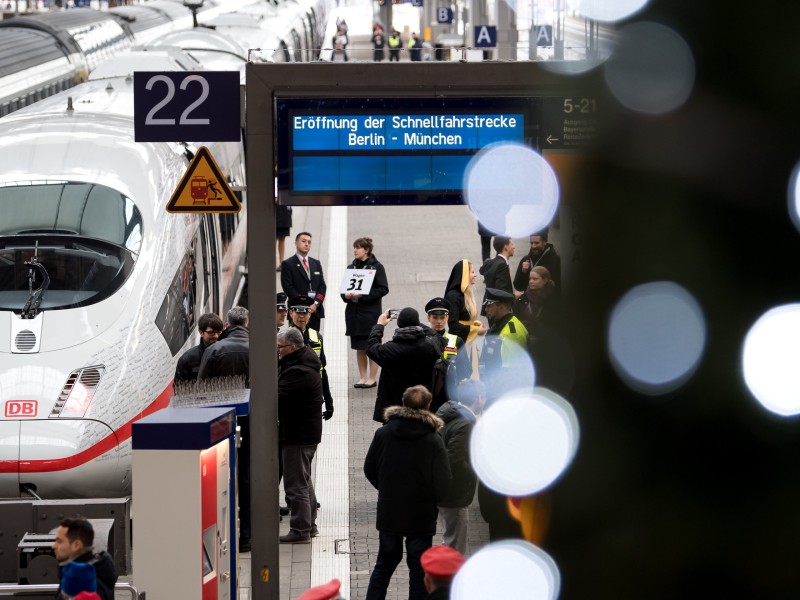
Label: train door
xmin=202 ymin=214 xmax=221 ymax=316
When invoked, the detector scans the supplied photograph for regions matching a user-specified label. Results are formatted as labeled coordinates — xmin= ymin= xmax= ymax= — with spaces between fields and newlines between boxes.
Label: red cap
xmin=420 ymin=545 xmax=465 ymax=580
xmin=295 ymin=578 xmax=341 ymax=600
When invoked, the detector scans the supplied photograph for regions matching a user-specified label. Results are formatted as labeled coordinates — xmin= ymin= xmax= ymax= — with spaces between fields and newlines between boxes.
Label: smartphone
xmin=389 ymin=309 xmax=400 ymax=319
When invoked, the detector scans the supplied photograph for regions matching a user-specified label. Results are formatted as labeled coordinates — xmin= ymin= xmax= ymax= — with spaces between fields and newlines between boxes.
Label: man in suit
xmin=281 ymin=232 xmax=327 ymax=331
xmin=479 ymin=235 xmax=515 ymax=315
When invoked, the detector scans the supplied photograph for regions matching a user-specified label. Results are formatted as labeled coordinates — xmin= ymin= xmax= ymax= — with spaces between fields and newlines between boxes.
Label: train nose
xmin=0 ymin=419 xmax=121 ymax=498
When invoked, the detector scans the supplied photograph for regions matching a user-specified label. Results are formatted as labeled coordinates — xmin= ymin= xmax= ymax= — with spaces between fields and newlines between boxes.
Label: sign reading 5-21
xmin=134 ymin=72 xmax=240 ymax=142
xmin=339 ymin=269 xmax=377 ymax=295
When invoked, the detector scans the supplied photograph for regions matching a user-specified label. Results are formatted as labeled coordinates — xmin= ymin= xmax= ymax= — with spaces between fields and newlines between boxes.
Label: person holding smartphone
xmin=342 ymin=237 xmax=389 ymax=388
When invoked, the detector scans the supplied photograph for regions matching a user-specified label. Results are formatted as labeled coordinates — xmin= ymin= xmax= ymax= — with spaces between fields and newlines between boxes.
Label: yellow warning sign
xmin=166 ymin=146 xmax=241 ymax=214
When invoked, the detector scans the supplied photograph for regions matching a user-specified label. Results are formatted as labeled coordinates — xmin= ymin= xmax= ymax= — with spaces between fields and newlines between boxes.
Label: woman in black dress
xmin=342 ymin=237 xmax=389 ymax=387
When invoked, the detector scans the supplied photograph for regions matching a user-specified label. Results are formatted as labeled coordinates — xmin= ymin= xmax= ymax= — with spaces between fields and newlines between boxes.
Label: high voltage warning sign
xmin=166 ymin=146 xmax=241 ymax=213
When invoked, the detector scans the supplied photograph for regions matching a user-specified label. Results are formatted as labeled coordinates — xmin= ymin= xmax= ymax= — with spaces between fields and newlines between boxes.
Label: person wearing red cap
xmin=420 ymin=545 xmax=465 ymax=599
xmin=295 ymin=578 xmax=342 ymax=600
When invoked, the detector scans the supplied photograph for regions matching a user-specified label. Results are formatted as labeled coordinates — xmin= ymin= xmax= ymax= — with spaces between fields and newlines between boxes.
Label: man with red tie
xmin=281 ymin=231 xmax=328 ymax=331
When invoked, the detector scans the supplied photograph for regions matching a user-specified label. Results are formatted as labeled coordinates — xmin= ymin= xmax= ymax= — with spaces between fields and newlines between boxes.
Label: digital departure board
xmin=276 ymin=97 xmax=539 ymax=205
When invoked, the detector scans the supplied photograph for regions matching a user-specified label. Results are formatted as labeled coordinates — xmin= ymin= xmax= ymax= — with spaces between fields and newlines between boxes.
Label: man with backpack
xmin=52 ymin=516 xmax=117 ymax=600
xmin=424 ymin=297 xmax=472 ymax=413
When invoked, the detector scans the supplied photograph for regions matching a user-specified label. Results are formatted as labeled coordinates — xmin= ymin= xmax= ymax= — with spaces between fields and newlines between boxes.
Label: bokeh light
xmin=577 ymin=0 xmax=650 ymax=22
xmin=451 ymin=540 xmax=560 ymax=600
xmin=470 ymin=389 xmax=579 ymax=496
xmin=788 ymin=159 xmax=800 ymax=233
xmin=607 ymin=281 xmax=706 ymax=395
xmin=604 ymin=22 xmax=695 ymax=115
xmin=477 ymin=333 xmax=536 ymax=403
xmin=464 ymin=143 xmax=559 ymax=238
xmin=742 ymin=304 xmax=800 ymax=417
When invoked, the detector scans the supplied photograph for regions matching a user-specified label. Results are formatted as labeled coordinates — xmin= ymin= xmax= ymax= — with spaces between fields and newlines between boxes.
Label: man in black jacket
xmin=366 ymin=308 xmax=440 ymax=423
xmin=52 ymin=516 xmax=117 ymax=600
xmin=197 ymin=306 xmax=250 ymax=383
xmin=436 ymin=380 xmax=485 ymax=553
xmin=479 ymin=235 xmax=515 ymax=315
xmin=174 ymin=313 xmax=224 ymax=383
xmin=278 ymin=327 xmax=324 ymax=544
xmin=281 ymin=231 xmax=327 ymax=331
xmin=512 ymin=229 xmax=562 ymax=294
xmin=364 ymin=386 xmax=452 ymax=600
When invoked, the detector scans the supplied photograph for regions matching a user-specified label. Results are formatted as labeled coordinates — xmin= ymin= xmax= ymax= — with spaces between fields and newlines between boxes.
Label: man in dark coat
xmin=278 ymin=327 xmax=324 ymax=543
xmin=174 ymin=312 xmax=224 ymax=383
xmin=281 ymin=231 xmax=327 ymax=331
xmin=479 ymin=235 xmax=515 ymax=315
xmin=436 ymin=379 xmax=485 ymax=553
xmin=424 ymin=297 xmax=471 ymax=413
xmin=366 ymin=307 xmax=441 ymax=423
xmin=52 ymin=516 xmax=117 ymax=600
xmin=512 ymin=229 xmax=562 ymax=293
xmin=197 ymin=306 xmax=250 ymax=383
xmin=364 ymin=386 xmax=452 ymax=600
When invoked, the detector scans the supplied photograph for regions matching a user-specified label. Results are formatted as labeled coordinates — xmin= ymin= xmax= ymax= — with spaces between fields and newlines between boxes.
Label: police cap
xmin=288 ymin=296 xmax=314 ymax=312
xmin=425 ymin=297 xmax=450 ymax=315
xmin=277 ymin=292 xmax=288 ymax=311
xmin=420 ymin=545 xmax=465 ymax=580
xmin=483 ymin=288 xmax=515 ymax=306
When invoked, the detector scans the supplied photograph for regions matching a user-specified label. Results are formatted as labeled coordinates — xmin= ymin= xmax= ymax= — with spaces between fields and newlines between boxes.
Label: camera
xmin=389 ymin=309 xmax=400 ymax=319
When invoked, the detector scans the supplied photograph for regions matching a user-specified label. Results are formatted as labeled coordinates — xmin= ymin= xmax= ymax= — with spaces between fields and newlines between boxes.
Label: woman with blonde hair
xmin=444 ymin=259 xmax=487 ymax=376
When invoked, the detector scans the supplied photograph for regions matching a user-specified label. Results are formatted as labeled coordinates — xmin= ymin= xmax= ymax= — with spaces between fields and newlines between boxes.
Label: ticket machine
xmin=132 ymin=407 xmax=236 ymax=600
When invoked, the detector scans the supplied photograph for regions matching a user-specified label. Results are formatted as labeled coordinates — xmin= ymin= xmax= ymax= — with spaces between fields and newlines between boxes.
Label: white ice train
xmin=0 ymin=0 xmax=262 ymax=118
xmin=0 ymin=0 xmax=326 ymax=499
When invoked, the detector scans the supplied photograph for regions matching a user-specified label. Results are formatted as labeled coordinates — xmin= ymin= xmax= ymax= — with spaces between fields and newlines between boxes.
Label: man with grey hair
xmin=277 ymin=326 xmax=323 ymax=543
xmin=198 ymin=306 xmax=249 ymax=382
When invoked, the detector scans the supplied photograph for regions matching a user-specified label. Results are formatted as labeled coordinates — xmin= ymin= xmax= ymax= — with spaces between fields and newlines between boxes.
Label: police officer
xmin=388 ymin=29 xmax=402 ymax=61
xmin=479 ymin=288 xmax=529 ymax=402
xmin=277 ymin=292 xmax=288 ymax=330
xmin=424 ymin=297 xmax=471 ymax=412
xmin=288 ymin=296 xmax=334 ymax=421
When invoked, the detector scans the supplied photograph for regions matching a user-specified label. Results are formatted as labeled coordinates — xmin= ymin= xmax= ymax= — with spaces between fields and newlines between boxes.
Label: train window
xmin=155 ymin=244 xmax=198 ymax=356
xmin=0 ymin=181 xmax=142 ymax=312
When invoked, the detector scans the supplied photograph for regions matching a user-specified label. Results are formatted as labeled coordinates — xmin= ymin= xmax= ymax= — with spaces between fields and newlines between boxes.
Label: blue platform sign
xmin=532 ymin=25 xmax=553 ymax=47
xmin=133 ymin=71 xmax=240 ymax=142
xmin=437 ymin=7 xmax=453 ymax=23
xmin=276 ymin=97 xmax=537 ymax=205
xmin=474 ymin=25 xmax=497 ymax=48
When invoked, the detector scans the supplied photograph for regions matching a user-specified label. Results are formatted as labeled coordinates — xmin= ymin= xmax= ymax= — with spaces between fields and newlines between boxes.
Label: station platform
xmin=236 ymin=201 xmax=508 ymax=600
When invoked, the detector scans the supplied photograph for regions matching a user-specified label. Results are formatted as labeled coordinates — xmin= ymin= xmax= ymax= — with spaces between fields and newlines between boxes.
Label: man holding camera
xmin=366 ymin=307 xmax=441 ymax=423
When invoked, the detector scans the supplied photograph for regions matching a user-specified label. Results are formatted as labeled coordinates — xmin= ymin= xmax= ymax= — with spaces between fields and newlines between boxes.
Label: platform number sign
xmin=134 ymin=72 xmax=240 ymax=142
xmin=437 ymin=7 xmax=454 ymax=23
xmin=474 ymin=25 xmax=497 ymax=48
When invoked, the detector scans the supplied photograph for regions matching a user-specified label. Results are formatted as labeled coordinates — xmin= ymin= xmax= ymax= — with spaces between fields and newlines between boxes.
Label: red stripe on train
xmin=0 ymin=383 xmax=173 ymax=474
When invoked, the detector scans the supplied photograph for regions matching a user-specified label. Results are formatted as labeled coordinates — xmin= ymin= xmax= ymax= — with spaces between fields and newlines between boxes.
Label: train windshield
xmin=0 ymin=181 xmax=142 ymax=312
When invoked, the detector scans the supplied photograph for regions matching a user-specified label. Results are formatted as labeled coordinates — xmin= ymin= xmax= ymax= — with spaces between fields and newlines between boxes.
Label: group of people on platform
xmin=170 ymin=225 xmax=565 ymax=598
xmin=371 ymin=24 xmax=422 ymax=62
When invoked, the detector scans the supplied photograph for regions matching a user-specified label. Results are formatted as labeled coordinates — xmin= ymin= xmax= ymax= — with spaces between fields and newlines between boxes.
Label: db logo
xmin=4 ymin=400 xmax=38 ymax=418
